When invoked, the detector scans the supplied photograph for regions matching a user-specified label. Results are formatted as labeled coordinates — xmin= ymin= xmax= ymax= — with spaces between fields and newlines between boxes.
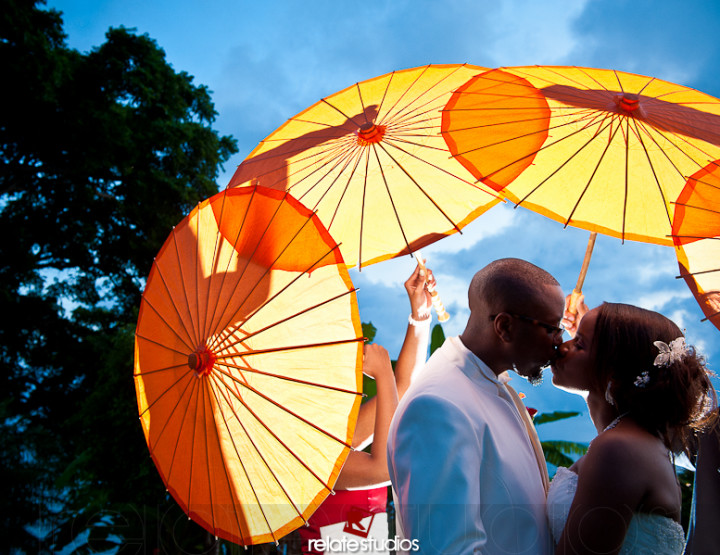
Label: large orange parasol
xmin=442 ymin=66 xmax=720 ymax=305
xmin=226 ymin=64 xmax=501 ymax=271
xmin=672 ymin=160 xmax=720 ymax=330
xmin=134 ymin=185 xmax=364 ymax=545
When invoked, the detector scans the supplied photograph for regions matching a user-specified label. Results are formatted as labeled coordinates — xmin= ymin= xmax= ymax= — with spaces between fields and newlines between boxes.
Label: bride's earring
xmin=605 ymin=382 xmax=615 ymax=406
xmin=512 ymin=363 xmax=518 ymax=372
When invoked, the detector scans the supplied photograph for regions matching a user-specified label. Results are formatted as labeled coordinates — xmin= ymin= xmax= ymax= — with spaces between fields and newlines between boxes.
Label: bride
xmin=549 ymin=300 xmax=717 ymax=554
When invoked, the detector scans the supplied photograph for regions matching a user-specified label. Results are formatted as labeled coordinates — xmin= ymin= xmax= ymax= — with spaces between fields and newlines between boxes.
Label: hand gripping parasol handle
xmin=414 ymin=251 xmax=450 ymax=323
xmin=567 ymin=232 xmax=597 ymax=316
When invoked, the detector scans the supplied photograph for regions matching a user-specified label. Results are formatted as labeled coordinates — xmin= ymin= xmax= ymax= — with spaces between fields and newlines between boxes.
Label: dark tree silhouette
xmin=0 ymin=1 xmax=237 ymax=551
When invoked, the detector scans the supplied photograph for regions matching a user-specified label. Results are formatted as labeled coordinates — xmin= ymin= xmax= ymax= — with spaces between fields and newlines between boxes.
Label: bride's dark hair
xmin=590 ymin=302 xmax=717 ymax=452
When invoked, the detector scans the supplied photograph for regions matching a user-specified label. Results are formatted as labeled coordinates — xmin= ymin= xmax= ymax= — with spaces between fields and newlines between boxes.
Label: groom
xmin=387 ymin=258 xmax=564 ymax=554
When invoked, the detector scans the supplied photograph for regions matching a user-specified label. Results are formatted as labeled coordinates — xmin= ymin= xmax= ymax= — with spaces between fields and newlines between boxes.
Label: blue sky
xmin=48 ymin=0 xmax=720 ymax=448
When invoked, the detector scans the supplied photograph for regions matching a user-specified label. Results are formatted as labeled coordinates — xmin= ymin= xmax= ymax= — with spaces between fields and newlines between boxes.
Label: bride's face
xmin=550 ymin=308 xmax=598 ymax=392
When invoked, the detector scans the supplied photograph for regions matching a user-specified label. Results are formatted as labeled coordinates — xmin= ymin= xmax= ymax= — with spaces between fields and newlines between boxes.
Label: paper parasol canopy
xmin=227 ymin=64 xmax=500 ymax=270
xmin=134 ymin=185 xmax=364 ymax=545
xmin=442 ymin=66 xmax=720 ymax=245
xmin=673 ymin=160 xmax=720 ymax=330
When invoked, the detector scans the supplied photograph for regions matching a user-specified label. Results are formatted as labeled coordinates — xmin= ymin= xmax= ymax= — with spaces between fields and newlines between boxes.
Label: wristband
xmin=408 ymin=313 xmax=432 ymax=327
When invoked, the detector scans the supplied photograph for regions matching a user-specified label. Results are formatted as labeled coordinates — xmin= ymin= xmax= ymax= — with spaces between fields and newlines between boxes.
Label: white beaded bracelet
xmin=408 ymin=313 xmax=432 ymax=327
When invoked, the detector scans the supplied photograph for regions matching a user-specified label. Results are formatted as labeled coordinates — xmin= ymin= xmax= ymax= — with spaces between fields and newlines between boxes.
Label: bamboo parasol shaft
xmin=567 ymin=232 xmax=597 ymax=315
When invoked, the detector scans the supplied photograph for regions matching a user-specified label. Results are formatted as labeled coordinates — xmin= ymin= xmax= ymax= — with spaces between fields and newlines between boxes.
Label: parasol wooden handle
xmin=567 ymin=232 xmax=597 ymax=316
xmin=414 ymin=251 xmax=450 ymax=322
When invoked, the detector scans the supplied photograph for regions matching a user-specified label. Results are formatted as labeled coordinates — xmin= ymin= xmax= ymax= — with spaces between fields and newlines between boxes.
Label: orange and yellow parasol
xmin=442 ymin=66 xmax=720 ymax=306
xmin=134 ymin=185 xmax=364 ymax=545
xmin=227 ymin=64 xmax=501 ymax=271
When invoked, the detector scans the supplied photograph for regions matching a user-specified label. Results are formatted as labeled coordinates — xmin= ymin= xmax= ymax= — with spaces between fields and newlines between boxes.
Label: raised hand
xmin=362 ymin=343 xmax=392 ymax=380
xmin=562 ymin=292 xmax=589 ymax=337
xmin=404 ymin=262 xmax=433 ymax=321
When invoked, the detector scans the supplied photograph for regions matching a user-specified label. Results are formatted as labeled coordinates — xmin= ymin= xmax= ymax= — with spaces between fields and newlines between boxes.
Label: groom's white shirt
xmin=387 ymin=336 xmax=553 ymax=554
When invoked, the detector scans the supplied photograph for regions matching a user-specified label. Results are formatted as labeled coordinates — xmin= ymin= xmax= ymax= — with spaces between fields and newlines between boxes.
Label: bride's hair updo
xmin=590 ymin=302 xmax=717 ymax=451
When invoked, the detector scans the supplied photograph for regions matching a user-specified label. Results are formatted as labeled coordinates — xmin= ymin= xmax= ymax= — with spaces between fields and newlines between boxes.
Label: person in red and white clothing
xmin=299 ymin=263 xmax=435 ymax=555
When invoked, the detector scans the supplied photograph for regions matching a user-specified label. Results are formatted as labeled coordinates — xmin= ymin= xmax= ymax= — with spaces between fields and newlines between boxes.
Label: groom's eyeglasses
xmin=489 ymin=313 xmax=565 ymax=337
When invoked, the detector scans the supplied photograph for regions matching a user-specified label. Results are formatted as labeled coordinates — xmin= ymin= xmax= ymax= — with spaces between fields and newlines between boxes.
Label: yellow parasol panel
xmin=227 ymin=64 xmax=501 ymax=269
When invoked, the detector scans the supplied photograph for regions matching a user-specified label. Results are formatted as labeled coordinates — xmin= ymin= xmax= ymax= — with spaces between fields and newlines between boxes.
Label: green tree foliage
xmin=0 ymin=0 xmax=237 ymax=551
xmin=677 ymin=467 xmax=694 ymax=534
xmin=429 ymin=323 xmax=445 ymax=355
xmin=361 ymin=321 xmax=377 ymax=343
xmin=533 ymin=411 xmax=589 ymax=472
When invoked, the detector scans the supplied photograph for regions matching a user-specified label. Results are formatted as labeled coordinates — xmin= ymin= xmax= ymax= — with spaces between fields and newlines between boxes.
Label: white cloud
xmin=633 ymin=256 xmax=679 ymax=285
xmin=349 ymin=203 xmax=519 ymax=290
xmin=423 ymin=204 xmax=518 ymax=257
xmin=430 ymin=273 xmax=469 ymax=310
xmin=569 ymin=0 xmax=720 ymax=94
xmin=482 ymin=0 xmax=590 ymax=66
xmin=425 ymin=272 xmax=471 ymax=338
xmin=633 ymin=289 xmax=693 ymax=312
xmin=667 ymin=308 xmax=691 ymax=332
xmin=350 ymin=256 xmax=417 ymax=288
xmin=48 ymin=0 xmax=720 ymax=440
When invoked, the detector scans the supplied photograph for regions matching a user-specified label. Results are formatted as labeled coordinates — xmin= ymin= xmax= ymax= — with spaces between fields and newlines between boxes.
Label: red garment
xmin=299 ymin=486 xmax=387 ymax=554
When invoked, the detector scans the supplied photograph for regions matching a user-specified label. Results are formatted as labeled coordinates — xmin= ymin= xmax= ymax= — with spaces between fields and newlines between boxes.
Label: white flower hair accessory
xmin=653 ymin=337 xmax=689 ymax=368
xmin=634 ymin=371 xmax=650 ymax=388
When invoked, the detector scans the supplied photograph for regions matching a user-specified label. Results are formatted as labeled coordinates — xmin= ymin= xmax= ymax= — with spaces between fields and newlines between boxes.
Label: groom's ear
xmin=492 ymin=312 xmax=514 ymax=343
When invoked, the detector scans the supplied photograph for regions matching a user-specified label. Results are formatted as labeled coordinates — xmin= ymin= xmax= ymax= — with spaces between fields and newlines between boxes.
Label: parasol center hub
xmin=189 ymin=347 xmax=216 ymax=378
xmin=617 ymin=93 xmax=640 ymax=113
xmin=356 ymin=123 xmax=386 ymax=146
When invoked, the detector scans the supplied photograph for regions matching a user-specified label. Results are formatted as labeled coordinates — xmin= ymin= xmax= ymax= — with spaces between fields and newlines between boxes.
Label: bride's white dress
xmin=547 ymin=467 xmax=686 ymax=554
